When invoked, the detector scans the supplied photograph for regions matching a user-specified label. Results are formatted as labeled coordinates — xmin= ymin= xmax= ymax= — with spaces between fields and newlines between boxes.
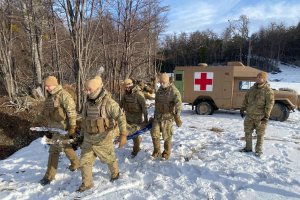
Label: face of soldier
xmin=160 ymin=80 xmax=170 ymax=88
xmin=85 ymin=87 xmax=97 ymax=95
xmin=125 ymin=85 xmax=133 ymax=93
xmin=256 ymin=74 xmax=265 ymax=84
xmin=45 ymin=85 xmax=56 ymax=92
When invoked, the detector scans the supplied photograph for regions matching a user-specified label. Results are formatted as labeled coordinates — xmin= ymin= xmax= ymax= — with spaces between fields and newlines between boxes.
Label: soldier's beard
xmin=161 ymin=82 xmax=170 ymax=88
xmin=125 ymin=89 xmax=132 ymax=94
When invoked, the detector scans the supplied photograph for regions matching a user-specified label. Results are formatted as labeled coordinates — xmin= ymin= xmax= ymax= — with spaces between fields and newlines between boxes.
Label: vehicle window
xmin=175 ymin=74 xmax=182 ymax=81
xmin=239 ymin=81 xmax=255 ymax=91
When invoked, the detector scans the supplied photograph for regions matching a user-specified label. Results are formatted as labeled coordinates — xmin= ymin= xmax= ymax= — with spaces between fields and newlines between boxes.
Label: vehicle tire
xmin=270 ymin=103 xmax=290 ymax=122
xmin=196 ymin=101 xmax=214 ymax=115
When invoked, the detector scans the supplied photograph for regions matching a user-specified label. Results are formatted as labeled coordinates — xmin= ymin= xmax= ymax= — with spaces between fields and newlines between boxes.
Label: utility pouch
xmin=96 ymin=118 xmax=106 ymax=133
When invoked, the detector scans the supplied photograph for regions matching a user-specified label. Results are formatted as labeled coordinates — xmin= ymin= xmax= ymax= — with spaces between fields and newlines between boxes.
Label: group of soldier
xmin=37 ymin=70 xmax=273 ymax=192
xmin=38 ymin=73 xmax=182 ymax=192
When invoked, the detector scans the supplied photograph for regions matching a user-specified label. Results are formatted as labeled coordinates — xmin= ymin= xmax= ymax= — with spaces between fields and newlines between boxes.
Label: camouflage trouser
xmin=150 ymin=119 xmax=173 ymax=158
xmin=127 ymin=123 xmax=142 ymax=155
xmin=80 ymin=133 xmax=119 ymax=187
xmin=44 ymin=133 xmax=80 ymax=181
xmin=244 ymin=116 xmax=267 ymax=153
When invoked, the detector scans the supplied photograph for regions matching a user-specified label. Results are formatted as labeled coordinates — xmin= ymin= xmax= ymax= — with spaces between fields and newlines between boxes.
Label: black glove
xmin=71 ymin=143 xmax=78 ymax=151
xmin=76 ymin=135 xmax=84 ymax=146
xmin=72 ymin=135 xmax=84 ymax=150
xmin=41 ymin=131 xmax=53 ymax=139
xmin=240 ymin=109 xmax=245 ymax=118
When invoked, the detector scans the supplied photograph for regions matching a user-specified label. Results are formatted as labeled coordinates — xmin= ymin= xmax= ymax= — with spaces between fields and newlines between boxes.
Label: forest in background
xmin=0 ymin=0 xmax=167 ymax=110
xmin=0 ymin=0 xmax=300 ymax=109
xmin=160 ymin=15 xmax=300 ymax=73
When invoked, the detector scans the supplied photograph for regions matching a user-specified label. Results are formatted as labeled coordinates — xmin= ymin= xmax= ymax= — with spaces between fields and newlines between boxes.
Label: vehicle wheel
xmin=270 ymin=103 xmax=290 ymax=121
xmin=196 ymin=101 xmax=214 ymax=115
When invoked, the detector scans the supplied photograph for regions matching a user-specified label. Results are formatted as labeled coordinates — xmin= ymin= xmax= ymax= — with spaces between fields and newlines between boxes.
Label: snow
xmin=1 ymin=64 xmax=300 ymax=200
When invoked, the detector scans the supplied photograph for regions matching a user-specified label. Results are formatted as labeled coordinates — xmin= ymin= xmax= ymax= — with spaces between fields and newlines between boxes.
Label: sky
xmin=162 ymin=0 xmax=300 ymax=36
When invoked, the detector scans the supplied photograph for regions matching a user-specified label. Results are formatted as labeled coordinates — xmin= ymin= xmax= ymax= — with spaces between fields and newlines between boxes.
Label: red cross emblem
xmin=194 ymin=72 xmax=213 ymax=91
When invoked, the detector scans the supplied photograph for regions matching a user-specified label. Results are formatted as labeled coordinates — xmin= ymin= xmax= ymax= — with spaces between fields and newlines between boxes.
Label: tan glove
xmin=68 ymin=125 xmax=76 ymax=138
xmin=174 ymin=115 xmax=182 ymax=127
xmin=118 ymin=134 xmax=127 ymax=148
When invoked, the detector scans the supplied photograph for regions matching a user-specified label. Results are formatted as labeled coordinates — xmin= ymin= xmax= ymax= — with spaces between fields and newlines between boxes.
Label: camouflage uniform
xmin=79 ymin=88 xmax=127 ymax=189
xmin=151 ymin=83 xmax=182 ymax=160
xmin=241 ymin=82 xmax=274 ymax=154
xmin=121 ymin=85 xmax=148 ymax=156
xmin=42 ymin=85 xmax=80 ymax=181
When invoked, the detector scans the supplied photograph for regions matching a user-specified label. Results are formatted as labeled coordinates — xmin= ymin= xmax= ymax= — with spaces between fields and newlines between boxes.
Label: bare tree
xmin=0 ymin=0 xmax=17 ymax=100
xmin=55 ymin=0 xmax=105 ymax=110
xmin=20 ymin=0 xmax=45 ymax=96
xmin=227 ymin=15 xmax=251 ymax=65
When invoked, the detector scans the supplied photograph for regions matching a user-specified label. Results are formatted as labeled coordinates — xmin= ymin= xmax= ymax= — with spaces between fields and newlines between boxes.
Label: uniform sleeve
xmin=107 ymin=99 xmax=127 ymax=135
xmin=264 ymin=89 xmax=275 ymax=119
xmin=172 ymin=86 xmax=182 ymax=115
xmin=60 ymin=92 xmax=77 ymax=126
xmin=120 ymin=95 xmax=125 ymax=110
xmin=241 ymin=90 xmax=249 ymax=110
xmin=137 ymin=91 xmax=148 ymax=117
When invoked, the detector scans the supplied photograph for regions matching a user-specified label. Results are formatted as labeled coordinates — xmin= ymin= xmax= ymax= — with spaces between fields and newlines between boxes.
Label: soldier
xmin=39 ymin=76 xmax=80 ymax=185
xmin=78 ymin=76 xmax=127 ymax=192
xmin=240 ymin=72 xmax=274 ymax=157
xmin=120 ymin=79 xmax=148 ymax=157
xmin=151 ymin=73 xmax=182 ymax=160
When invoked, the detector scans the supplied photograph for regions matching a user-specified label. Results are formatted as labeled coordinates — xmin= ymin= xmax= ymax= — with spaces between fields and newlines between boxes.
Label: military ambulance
xmin=173 ymin=62 xmax=300 ymax=121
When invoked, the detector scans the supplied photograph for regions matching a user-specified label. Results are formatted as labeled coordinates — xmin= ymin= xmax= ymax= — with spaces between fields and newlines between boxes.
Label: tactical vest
xmin=155 ymin=86 xmax=175 ymax=114
xmin=83 ymin=95 xmax=115 ymax=134
xmin=123 ymin=92 xmax=141 ymax=113
xmin=44 ymin=93 xmax=66 ymax=122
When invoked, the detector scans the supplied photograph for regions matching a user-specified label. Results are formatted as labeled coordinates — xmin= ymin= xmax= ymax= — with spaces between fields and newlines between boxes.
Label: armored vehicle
xmin=174 ymin=62 xmax=300 ymax=121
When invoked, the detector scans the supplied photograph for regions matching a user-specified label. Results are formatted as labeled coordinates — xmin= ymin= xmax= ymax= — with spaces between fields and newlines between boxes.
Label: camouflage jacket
xmin=241 ymin=82 xmax=275 ymax=119
xmin=154 ymin=83 xmax=182 ymax=120
xmin=43 ymin=85 xmax=77 ymax=130
xmin=120 ymin=85 xmax=148 ymax=124
xmin=81 ymin=89 xmax=127 ymax=135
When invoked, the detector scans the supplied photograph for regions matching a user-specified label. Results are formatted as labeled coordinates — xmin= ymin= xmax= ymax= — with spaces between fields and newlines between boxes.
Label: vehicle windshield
xmin=239 ymin=81 xmax=255 ymax=91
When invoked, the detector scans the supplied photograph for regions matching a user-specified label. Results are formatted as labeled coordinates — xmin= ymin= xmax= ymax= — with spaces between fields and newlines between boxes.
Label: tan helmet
xmin=123 ymin=78 xmax=133 ymax=87
xmin=257 ymin=71 xmax=268 ymax=82
xmin=44 ymin=76 xmax=58 ymax=86
xmin=85 ymin=76 xmax=103 ymax=91
xmin=160 ymin=73 xmax=169 ymax=83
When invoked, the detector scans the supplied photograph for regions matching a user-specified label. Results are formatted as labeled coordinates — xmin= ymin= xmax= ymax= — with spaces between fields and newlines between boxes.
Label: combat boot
xmin=239 ymin=148 xmax=252 ymax=153
xmin=255 ymin=152 xmax=263 ymax=157
xmin=151 ymin=138 xmax=161 ymax=159
xmin=77 ymin=183 xmax=94 ymax=192
xmin=68 ymin=165 xmax=79 ymax=172
xmin=39 ymin=178 xmax=51 ymax=186
xmin=110 ymin=173 xmax=120 ymax=182
xmin=131 ymin=136 xmax=141 ymax=158
xmin=161 ymin=139 xmax=172 ymax=160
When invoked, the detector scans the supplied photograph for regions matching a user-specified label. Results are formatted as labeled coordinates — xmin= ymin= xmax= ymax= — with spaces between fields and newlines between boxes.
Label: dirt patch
xmin=0 ymin=96 xmax=45 ymax=160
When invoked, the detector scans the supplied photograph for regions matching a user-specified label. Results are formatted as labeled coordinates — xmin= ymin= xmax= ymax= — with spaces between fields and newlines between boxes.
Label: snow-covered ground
xmin=269 ymin=63 xmax=300 ymax=92
xmin=0 ymin=64 xmax=300 ymax=200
